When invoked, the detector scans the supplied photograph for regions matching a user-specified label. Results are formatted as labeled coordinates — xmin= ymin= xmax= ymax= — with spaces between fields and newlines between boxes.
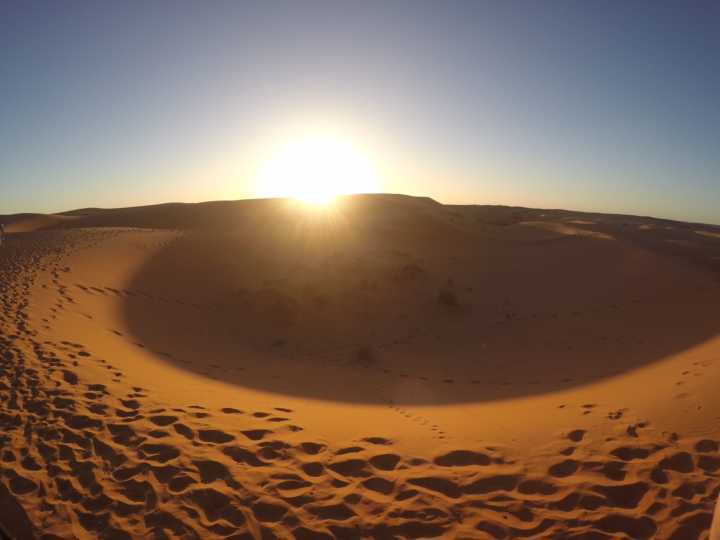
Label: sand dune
xmin=1 ymin=195 xmax=719 ymax=538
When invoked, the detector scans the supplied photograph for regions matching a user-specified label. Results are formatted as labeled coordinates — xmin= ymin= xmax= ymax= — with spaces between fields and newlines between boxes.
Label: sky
xmin=1 ymin=1 xmax=719 ymax=224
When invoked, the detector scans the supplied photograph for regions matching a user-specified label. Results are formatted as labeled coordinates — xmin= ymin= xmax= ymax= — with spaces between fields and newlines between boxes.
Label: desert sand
xmin=1 ymin=194 xmax=719 ymax=539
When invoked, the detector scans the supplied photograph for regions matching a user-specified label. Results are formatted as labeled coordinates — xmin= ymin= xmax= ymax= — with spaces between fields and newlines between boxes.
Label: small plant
xmin=355 ymin=345 xmax=375 ymax=366
xmin=393 ymin=263 xmax=424 ymax=282
xmin=437 ymin=288 xmax=458 ymax=307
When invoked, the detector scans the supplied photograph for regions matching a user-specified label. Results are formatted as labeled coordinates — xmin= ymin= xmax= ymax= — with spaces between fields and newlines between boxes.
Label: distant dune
xmin=1 ymin=194 xmax=719 ymax=539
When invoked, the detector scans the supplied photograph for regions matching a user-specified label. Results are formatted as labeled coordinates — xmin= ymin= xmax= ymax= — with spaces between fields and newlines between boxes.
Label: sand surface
xmin=1 ymin=195 xmax=719 ymax=539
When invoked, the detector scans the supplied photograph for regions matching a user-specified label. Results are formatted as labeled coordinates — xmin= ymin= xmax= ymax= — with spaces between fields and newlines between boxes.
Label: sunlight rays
xmin=254 ymin=134 xmax=380 ymax=207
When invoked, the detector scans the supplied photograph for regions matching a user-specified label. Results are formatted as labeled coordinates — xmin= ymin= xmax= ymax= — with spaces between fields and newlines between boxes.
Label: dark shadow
xmin=0 ymin=481 xmax=36 ymax=539
xmin=120 ymin=195 xmax=720 ymax=404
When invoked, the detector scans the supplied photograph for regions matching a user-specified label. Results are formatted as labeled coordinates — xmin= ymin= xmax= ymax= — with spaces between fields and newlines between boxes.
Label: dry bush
xmin=392 ymin=263 xmax=425 ymax=282
xmin=355 ymin=345 xmax=375 ymax=366
xmin=437 ymin=288 xmax=458 ymax=307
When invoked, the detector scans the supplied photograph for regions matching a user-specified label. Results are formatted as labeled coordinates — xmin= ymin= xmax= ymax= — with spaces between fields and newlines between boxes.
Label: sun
xmin=255 ymin=134 xmax=380 ymax=206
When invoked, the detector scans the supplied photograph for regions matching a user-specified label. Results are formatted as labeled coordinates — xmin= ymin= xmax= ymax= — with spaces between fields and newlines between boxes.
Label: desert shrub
xmin=393 ymin=263 xmax=424 ymax=282
xmin=437 ymin=288 xmax=458 ymax=307
xmin=313 ymin=293 xmax=329 ymax=310
xmin=355 ymin=345 xmax=375 ymax=366
xmin=254 ymin=288 xmax=299 ymax=326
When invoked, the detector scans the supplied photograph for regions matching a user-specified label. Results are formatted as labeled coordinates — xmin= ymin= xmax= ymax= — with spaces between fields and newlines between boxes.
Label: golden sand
xmin=1 ymin=195 xmax=719 ymax=538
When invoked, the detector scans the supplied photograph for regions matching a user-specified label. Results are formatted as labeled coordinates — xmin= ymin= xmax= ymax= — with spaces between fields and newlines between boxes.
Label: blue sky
xmin=1 ymin=1 xmax=718 ymax=224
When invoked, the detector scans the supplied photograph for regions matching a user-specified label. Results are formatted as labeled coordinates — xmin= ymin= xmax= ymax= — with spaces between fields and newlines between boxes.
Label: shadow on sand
xmin=121 ymin=196 xmax=720 ymax=405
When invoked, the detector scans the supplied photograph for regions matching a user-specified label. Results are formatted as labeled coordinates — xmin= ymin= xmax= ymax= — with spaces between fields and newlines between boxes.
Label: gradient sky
xmin=1 ymin=1 xmax=719 ymax=224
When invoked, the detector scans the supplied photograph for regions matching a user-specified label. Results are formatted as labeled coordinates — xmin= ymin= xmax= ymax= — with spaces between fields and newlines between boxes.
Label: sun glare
xmin=255 ymin=135 xmax=380 ymax=206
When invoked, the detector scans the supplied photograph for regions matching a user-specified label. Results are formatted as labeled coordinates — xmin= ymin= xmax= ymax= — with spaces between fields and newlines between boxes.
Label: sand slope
xmin=1 ymin=195 xmax=719 ymax=539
